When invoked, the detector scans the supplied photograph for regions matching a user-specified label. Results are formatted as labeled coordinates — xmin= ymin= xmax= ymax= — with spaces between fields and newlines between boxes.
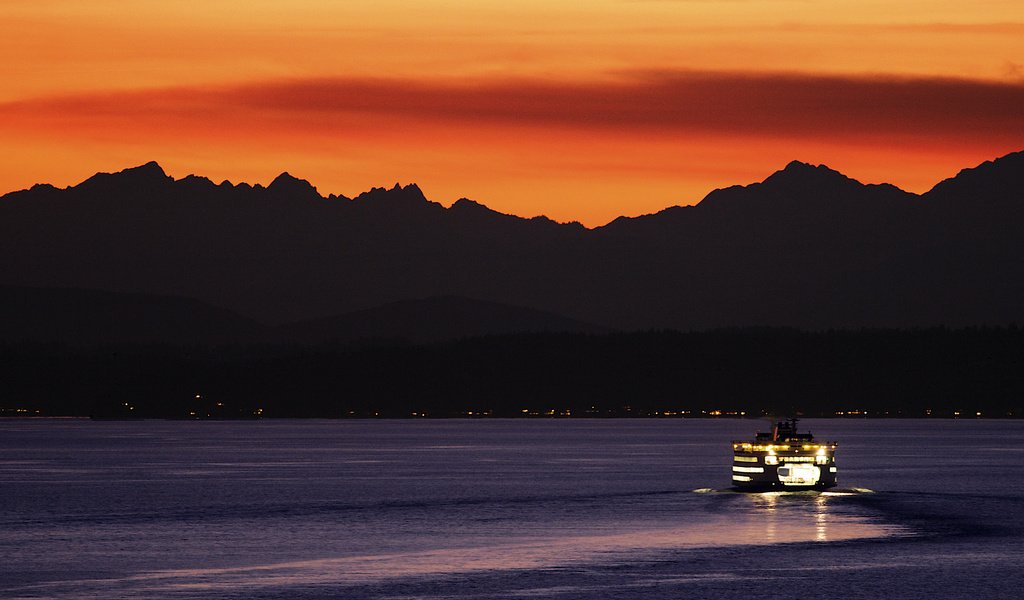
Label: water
xmin=1 ymin=419 xmax=1022 ymax=599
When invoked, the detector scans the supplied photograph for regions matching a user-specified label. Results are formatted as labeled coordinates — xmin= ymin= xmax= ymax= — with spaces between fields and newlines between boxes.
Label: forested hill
xmin=4 ymin=328 xmax=1021 ymax=419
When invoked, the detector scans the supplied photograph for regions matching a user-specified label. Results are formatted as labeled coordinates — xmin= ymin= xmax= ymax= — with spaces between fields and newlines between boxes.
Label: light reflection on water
xmin=816 ymin=494 xmax=828 ymax=541
xmin=13 ymin=490 xmax=895 ymax=597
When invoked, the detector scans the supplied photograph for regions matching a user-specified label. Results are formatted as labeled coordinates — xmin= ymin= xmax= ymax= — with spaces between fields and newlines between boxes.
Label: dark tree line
xmin=2 ymin=327 xmax=1022 ymax=418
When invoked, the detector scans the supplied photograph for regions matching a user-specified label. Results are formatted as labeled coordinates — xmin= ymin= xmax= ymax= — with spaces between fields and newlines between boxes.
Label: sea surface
xmin=1 ymin=419 xmax=1022 ymax=599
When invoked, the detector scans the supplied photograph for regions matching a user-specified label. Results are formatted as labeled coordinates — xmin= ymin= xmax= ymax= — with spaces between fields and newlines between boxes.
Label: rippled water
xmin=1 ymin=419 xmax=1022 ymax=599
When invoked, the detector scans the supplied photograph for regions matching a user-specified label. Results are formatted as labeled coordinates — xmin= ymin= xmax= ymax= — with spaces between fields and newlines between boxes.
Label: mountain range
xmin=2 ymin=150 xmax=1023 ymax=339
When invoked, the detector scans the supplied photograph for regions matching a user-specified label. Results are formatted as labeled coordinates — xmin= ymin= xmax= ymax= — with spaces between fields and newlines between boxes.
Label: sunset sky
xmin=2 ymin=0 xmax=1022 ymax=225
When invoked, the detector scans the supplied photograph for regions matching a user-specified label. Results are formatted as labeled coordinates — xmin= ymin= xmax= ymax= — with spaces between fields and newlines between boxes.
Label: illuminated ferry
xmin=731 ymin=418 xmax=837 ymax=490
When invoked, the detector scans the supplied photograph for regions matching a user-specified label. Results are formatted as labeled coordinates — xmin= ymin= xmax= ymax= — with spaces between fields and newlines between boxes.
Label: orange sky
xmin=2 ymin=0 xmax=1022 ymax=225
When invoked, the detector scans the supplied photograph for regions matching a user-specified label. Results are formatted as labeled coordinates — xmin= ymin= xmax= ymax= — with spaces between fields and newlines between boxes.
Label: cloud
xmin=4 ymin=70 xmax=1023 ymax=146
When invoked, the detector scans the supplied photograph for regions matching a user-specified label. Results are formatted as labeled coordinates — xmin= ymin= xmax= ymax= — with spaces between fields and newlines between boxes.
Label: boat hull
xmin=732 ymin=480 xmax=837 ymax=492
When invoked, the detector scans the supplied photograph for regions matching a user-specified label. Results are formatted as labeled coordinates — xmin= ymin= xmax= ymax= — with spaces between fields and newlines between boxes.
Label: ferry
xmin=731 ymin=418 xmax=837 ymax=490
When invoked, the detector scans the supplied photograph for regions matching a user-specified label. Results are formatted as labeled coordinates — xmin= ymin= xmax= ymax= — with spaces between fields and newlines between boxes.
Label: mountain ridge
xmin=12 ymin=151 xmax=1020 ymax=227
xmin=2 ymin=150 xmax=1023 ymax=330
xmin=0 ymin=157 xmax=925 ymax=228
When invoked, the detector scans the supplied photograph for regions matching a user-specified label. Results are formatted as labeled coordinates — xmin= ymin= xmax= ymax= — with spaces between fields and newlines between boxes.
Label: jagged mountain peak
xmin=763 ymin=160 xmax=858 ymax=189
xmin=124 ymin=161 xmax=167 ymax=178
xmin=178 ymin=174 xmax=216 ymax=189
xmin=268 ymin=171 xmax=319 ymax=197
xmin=783 ymin=159 xmax=816 ymax=171
xmin=398 ymin=182 xmax=424 ymax=195
xmin=450 ymin=197 xmax=495 ymax=213
xmin=694 ymin=158 xmax=913 ymax=215
xmin=354 ymin=182 xmax=429 ymax=205
xmin=76 ymin=161 xmax=171 ymax=191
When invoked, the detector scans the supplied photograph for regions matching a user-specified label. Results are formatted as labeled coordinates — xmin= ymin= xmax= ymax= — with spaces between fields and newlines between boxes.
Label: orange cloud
xmin=6 ymin=72 xmax=1022 ymax=143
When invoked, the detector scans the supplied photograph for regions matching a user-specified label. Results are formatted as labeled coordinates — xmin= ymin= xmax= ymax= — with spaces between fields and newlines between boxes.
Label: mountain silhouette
xmin=0 ymin=287 xmax=602 ymax=346
xmin=0 ymin=285 xmax=265 ymax=345
xmin=283 ymin=295 xmax=608 ymax=344
xmin=2 ymin=150 xmax=1023 ymax=332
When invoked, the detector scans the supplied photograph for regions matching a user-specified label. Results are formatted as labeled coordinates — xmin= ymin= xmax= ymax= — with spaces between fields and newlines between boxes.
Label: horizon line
xmin=6 ymin=148 xmax=1018 ymax=229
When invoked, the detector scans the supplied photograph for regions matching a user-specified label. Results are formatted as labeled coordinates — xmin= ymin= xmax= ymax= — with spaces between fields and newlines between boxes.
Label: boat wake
xmin=691 ymin=487 xmax=874 ymax=495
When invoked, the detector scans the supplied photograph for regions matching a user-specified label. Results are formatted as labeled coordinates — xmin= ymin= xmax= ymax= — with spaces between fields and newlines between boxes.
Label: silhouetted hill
xmin=283 ymin=296 xmax=608 ymax=344
xmin=2 ymin=150 xmax=1024 ymax=331
xmin=0 ymin=287 xmax=601 ymax=347
xmin=0 ymin=286 xmax=266 ymax=345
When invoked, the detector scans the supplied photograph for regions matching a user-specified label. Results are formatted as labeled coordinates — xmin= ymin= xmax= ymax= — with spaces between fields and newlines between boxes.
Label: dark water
xmin=1 ymin=419 xmax=1022 ymax=599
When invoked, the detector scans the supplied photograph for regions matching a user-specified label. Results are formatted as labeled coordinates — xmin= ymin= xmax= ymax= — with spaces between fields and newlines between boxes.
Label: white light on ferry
xmin=732 ymin=475 xmax=752 ymax=482
xmin=816 ymin=448 xmax=825 ymax=456
xmin=830 ymin=466 xmax=838 ymax=473
xmin=733 ymin=466 xmax=765 ymax=473
xmin=764 ymin=455 xmax=778 ymax=465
